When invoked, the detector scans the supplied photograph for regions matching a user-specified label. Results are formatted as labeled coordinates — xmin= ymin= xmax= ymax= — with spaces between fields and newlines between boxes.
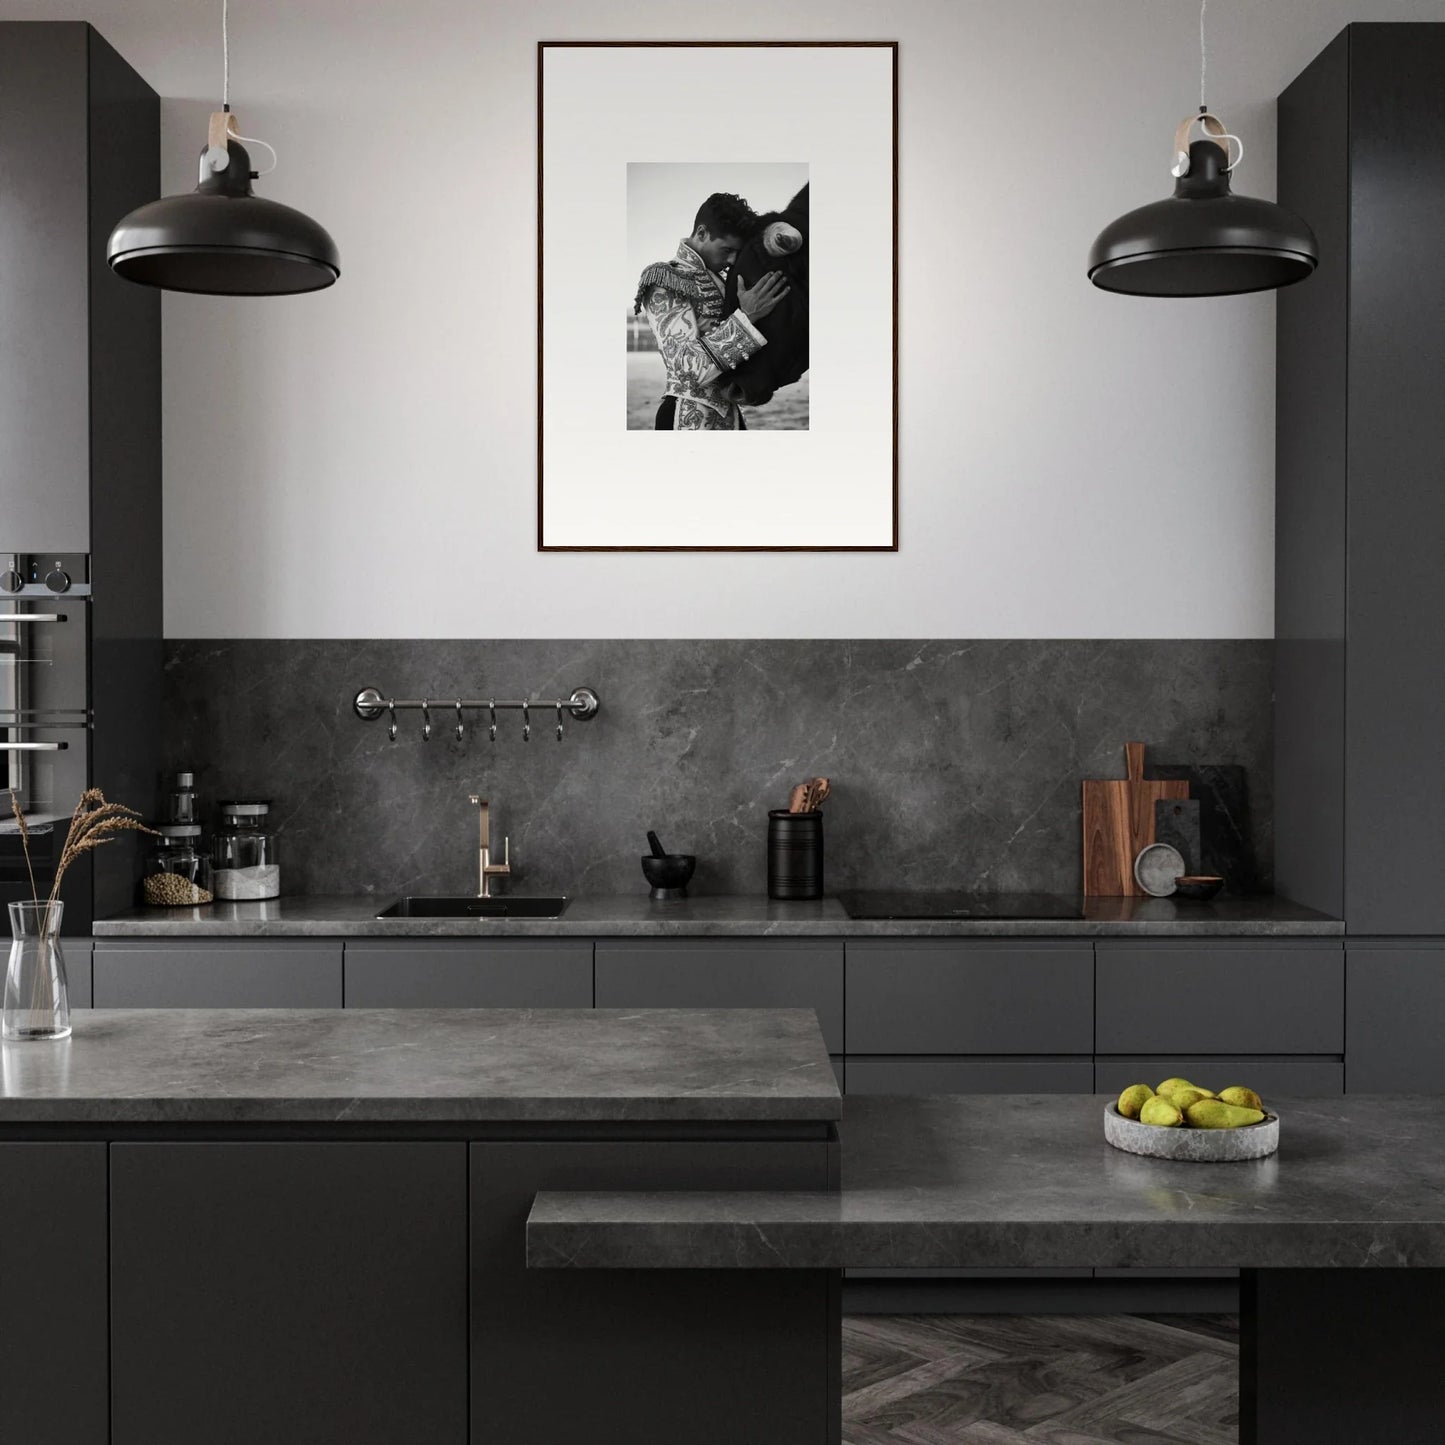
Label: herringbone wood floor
xmin=842 ymin=1314 xmax=1239 ymax=1444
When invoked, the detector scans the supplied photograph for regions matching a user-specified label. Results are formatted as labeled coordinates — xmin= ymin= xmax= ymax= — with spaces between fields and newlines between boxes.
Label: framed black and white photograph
xmin=538 ymin=41 xmax=897 ymax=551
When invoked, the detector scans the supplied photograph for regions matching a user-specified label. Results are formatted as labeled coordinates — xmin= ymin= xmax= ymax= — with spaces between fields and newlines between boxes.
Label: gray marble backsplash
xmin=159 ymin=640 xmax=1273 ymax=900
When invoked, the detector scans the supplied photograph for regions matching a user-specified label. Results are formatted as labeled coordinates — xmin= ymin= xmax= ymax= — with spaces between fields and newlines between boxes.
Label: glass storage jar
xmin=212 ymin=801 xmax=281 ymax=900
xmin=160 ymin=770 xmax=199 ymax=825
xmin=142 ymin=825 xmax=214 ymax=907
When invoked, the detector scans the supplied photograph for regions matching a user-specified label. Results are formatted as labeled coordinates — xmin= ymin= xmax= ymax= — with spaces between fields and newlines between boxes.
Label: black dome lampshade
xmin=1088 ymin=121 xmax=1317 ymax=298
xmin=108 ymin=112 xmax=339 ymax=296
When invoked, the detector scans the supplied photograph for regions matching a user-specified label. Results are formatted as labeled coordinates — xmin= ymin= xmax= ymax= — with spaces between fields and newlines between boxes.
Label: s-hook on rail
xmin=352 ymin=686 xmax=600 ymax=743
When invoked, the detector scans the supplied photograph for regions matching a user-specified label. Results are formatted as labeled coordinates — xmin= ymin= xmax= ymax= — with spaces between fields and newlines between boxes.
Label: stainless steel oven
xmin=0 ymin=554 xmax=91 ymax=921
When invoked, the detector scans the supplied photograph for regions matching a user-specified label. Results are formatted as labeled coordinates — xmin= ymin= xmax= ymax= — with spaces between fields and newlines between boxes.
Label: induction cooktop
xmin=836 ymin=891 xmax=1086 ymax=921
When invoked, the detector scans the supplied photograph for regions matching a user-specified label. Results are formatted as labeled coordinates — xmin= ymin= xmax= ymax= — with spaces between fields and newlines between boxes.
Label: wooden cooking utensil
xmin=1082 ymin=742 xmax=1189 ymax=896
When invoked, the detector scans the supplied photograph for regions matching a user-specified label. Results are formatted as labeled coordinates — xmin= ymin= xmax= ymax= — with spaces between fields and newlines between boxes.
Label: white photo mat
xmin=538 ymin=43 xmax=897 ymax=550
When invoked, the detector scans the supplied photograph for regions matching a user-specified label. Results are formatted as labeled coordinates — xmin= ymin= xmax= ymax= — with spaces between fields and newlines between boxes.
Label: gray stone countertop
xmin=0 ymin=1008 xmax=839 ymax=1125
xmin=528 ymin=1093 xmax=1445 ymax=1270
xmin=91 ymin=893 xmax=1343 ymax=938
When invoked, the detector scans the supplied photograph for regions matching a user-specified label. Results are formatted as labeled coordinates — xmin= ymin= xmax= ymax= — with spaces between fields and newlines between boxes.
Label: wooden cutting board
xmin=1082 ymin=742 xmax=1189 ymax=896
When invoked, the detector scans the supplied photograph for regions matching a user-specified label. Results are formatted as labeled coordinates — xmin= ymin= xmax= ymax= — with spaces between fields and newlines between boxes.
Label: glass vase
xmin=4 ymin=900 xmax=71 ymax=1042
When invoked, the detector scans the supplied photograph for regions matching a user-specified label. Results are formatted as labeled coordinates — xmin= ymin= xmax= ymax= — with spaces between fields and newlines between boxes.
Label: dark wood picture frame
xmin=537 ymin=40 xmax=899 ymax=552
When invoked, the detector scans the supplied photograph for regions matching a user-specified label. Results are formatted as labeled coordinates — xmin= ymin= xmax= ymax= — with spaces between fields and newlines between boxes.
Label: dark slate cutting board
xmin=1153 ymin=797 xmax=1202 ymax=876
xmin=1146 ymin=764 xmax=1261 ymax=893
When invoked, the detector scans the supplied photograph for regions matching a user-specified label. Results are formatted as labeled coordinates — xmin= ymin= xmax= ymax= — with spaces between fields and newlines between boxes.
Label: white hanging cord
xmin=230 ymin=129 xmax=277 ymax=174
xmin=1199 ymin=0 xmax=1207 ymax=112
xmin=228 ymin=130 xmax=275 ymax=173
xmin=213 ymin=0 xmax=279 ymax=176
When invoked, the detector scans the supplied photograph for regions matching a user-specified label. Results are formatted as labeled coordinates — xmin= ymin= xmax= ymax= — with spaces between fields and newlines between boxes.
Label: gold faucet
xmin=467 ymin=795 xmax=511 ymax=897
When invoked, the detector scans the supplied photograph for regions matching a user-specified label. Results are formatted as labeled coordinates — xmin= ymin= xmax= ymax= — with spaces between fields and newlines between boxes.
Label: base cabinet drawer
xmin=110 ymin=1143 xmax=467 ymax=1445
xmin=93 ymin=941 xmax=343 ymax=1008
xmin=594 ymin=941 xmax=843 ymax=1053
xmin=846 ymin=942 xmax=1092 ymax=1055
xmin=0 ymin=1144 xmax=108 ymax=1445
xmin=1346 ymin=945 xmax=1445 ymax=1091
xmin=1096 ymin=941 xmax=1343 ymax=1054
xmin=344 ymin=941 xmax=592 ymax=1008
xmin=1094 ymin=1056 xmax=1344 ymax=1097
xmin=846 ymin=1058 xmax=1094 ymax=1095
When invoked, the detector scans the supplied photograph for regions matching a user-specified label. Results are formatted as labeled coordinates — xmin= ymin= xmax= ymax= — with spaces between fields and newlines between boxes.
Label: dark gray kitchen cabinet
xmin=1094 ymin=1056 xmax=1344 ymax=1097
xmin=845 ymin=1057 xmax=1093 ymax=1095
xmin=93 ymin=939 xmax=343 ymax=1007
xmin=1095 ymin=941 xmax=1343 ymax=1055
xmin=471 ymin=1139 xmax=834 ymax=1445
xmin=1277 ymin=24 xmax=1445 ymax=934
xmin=0 ymin=23 xmax=158 ymax=551
xmin=1346 ymin=944 xmax=1445 ymax=1092
xmin=344 ymin=939 xmax=592 ymax=1008
xmin=0 ymin=1144 xmax=107 ymax=1445
xmin=110 ymin=1142 xmax=468 ymax=1445
xmin=845 ymin=941 xmax=1093 ymax=1056
xmin=1 ymin=23 xmax=94 ymax=548
xmin=594 ymin=940 xmax=844 ymax=1053
xmin=62 ymin=938 xmax=92 ymax=1008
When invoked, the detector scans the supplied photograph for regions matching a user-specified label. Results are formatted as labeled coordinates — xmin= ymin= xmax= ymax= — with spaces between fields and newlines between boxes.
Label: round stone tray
xmin=1104 ymin=1103 xmax=1280 ymax=1162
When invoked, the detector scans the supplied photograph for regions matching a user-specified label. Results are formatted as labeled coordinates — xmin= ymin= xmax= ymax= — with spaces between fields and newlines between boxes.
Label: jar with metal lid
xmin=160 ymin=770 xmax=199 ymax=825
xmin=142 ymin=825 xmax=214 ymax=907
xmin=212 ymin=800 xmax=281 ymax=900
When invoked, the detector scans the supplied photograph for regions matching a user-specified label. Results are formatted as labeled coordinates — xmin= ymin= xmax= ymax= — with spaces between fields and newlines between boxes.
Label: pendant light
xmin=1087 ymin=0 xmax=1316 ymax=297
xmin=107 ymin=0 xmax=339 ymax=295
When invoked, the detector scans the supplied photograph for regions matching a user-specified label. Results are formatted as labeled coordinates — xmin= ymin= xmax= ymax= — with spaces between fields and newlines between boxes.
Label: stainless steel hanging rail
xmin=352 ymin=686 xmax=600 ymax=742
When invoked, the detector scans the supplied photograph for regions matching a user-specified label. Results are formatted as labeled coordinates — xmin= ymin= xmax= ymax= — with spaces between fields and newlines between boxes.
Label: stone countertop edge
xmin=0 ymin=1008 xmax=842 ymax=1125
xmin=90 ymin=893 xmax=1344 ymax=938
xmin=524 ymin=1094 xmax=1445 ymax=1271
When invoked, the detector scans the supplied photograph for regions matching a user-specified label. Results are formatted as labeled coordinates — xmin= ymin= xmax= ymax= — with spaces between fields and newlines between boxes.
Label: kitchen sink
xmin=376 ymin=896 xmax=569 ymax=919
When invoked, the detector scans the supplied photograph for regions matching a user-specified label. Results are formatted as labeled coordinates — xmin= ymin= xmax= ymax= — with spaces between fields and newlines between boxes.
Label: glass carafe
xmin=4 ymin=900 xmax=71 ymax=1041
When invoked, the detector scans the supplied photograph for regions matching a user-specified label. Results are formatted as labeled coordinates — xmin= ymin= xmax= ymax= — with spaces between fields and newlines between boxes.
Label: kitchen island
xmin=533 ymin=1093 xmax=1445 ymax=1445
xmin=0 ymin=1007 xmax=841 ymax=1445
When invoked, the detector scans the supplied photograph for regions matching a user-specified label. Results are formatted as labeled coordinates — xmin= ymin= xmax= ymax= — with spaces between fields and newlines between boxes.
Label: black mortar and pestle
xmin=642 ymin=830 xmax=695 ymax=901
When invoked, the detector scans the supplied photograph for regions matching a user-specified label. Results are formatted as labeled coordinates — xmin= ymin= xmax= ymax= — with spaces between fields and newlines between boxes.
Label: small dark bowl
xmin=642 ymin=854 xmax=696 ymax=900
xmin=1173 ymin=875 xmax=1225 ymax=901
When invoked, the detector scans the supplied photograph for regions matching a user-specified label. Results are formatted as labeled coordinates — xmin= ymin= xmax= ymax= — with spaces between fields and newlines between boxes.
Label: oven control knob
xmin=44 ymin=568 xmax=71 ymax=594
xmin=0 ymin=569 xmax=21 ymax=594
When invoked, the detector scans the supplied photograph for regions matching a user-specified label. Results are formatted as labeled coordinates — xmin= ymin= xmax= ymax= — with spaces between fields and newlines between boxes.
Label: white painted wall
xmin=2 ymin=0 xmax=1439 ymax=637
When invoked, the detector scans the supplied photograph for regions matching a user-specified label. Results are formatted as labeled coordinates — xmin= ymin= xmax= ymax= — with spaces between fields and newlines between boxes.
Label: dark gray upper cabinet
xmin=1276 ymin=24 xmax=1445 ymax=935
xmin=0 ymin=23 xmax=158 ymax=552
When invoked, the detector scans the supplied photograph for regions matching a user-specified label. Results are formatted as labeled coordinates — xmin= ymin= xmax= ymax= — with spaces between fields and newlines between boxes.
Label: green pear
xmin=1117 ymin=1084 xmax=1154 ymax=1119
xmin=1218 ymin=1086 xmax=1264 ymax=1112
xmin=1140 ymin=1096 xmax=1185 ymax=1127
xmin=1185 ymin=1099 xmax=1266 ymax=1129
xmin=1156 ymin=1077 xmax=1196 ymax=1096
xmin=1167 ymin=1086 xmax=1212 ymax=1111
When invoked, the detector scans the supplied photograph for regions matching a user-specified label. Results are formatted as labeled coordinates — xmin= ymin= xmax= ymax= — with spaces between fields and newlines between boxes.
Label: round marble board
xmin=1104 ymin=1103 xmax=1280 ymax=1162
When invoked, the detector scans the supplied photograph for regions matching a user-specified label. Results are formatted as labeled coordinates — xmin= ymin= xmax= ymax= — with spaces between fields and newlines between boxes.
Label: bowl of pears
xmin=1105 ymin=1077 xmax=1279 ymax=1161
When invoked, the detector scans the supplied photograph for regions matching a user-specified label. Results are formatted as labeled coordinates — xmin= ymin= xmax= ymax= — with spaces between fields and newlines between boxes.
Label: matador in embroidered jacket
xmin=633 ymin=240 xmax=769 ymax=432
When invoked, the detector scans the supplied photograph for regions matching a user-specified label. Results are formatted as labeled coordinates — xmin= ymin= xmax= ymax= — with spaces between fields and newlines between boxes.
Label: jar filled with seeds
xmin=212 ymin=800 xmax=281 ymax=900
xmin=142 ymin=825 xmax=214 ymax=907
